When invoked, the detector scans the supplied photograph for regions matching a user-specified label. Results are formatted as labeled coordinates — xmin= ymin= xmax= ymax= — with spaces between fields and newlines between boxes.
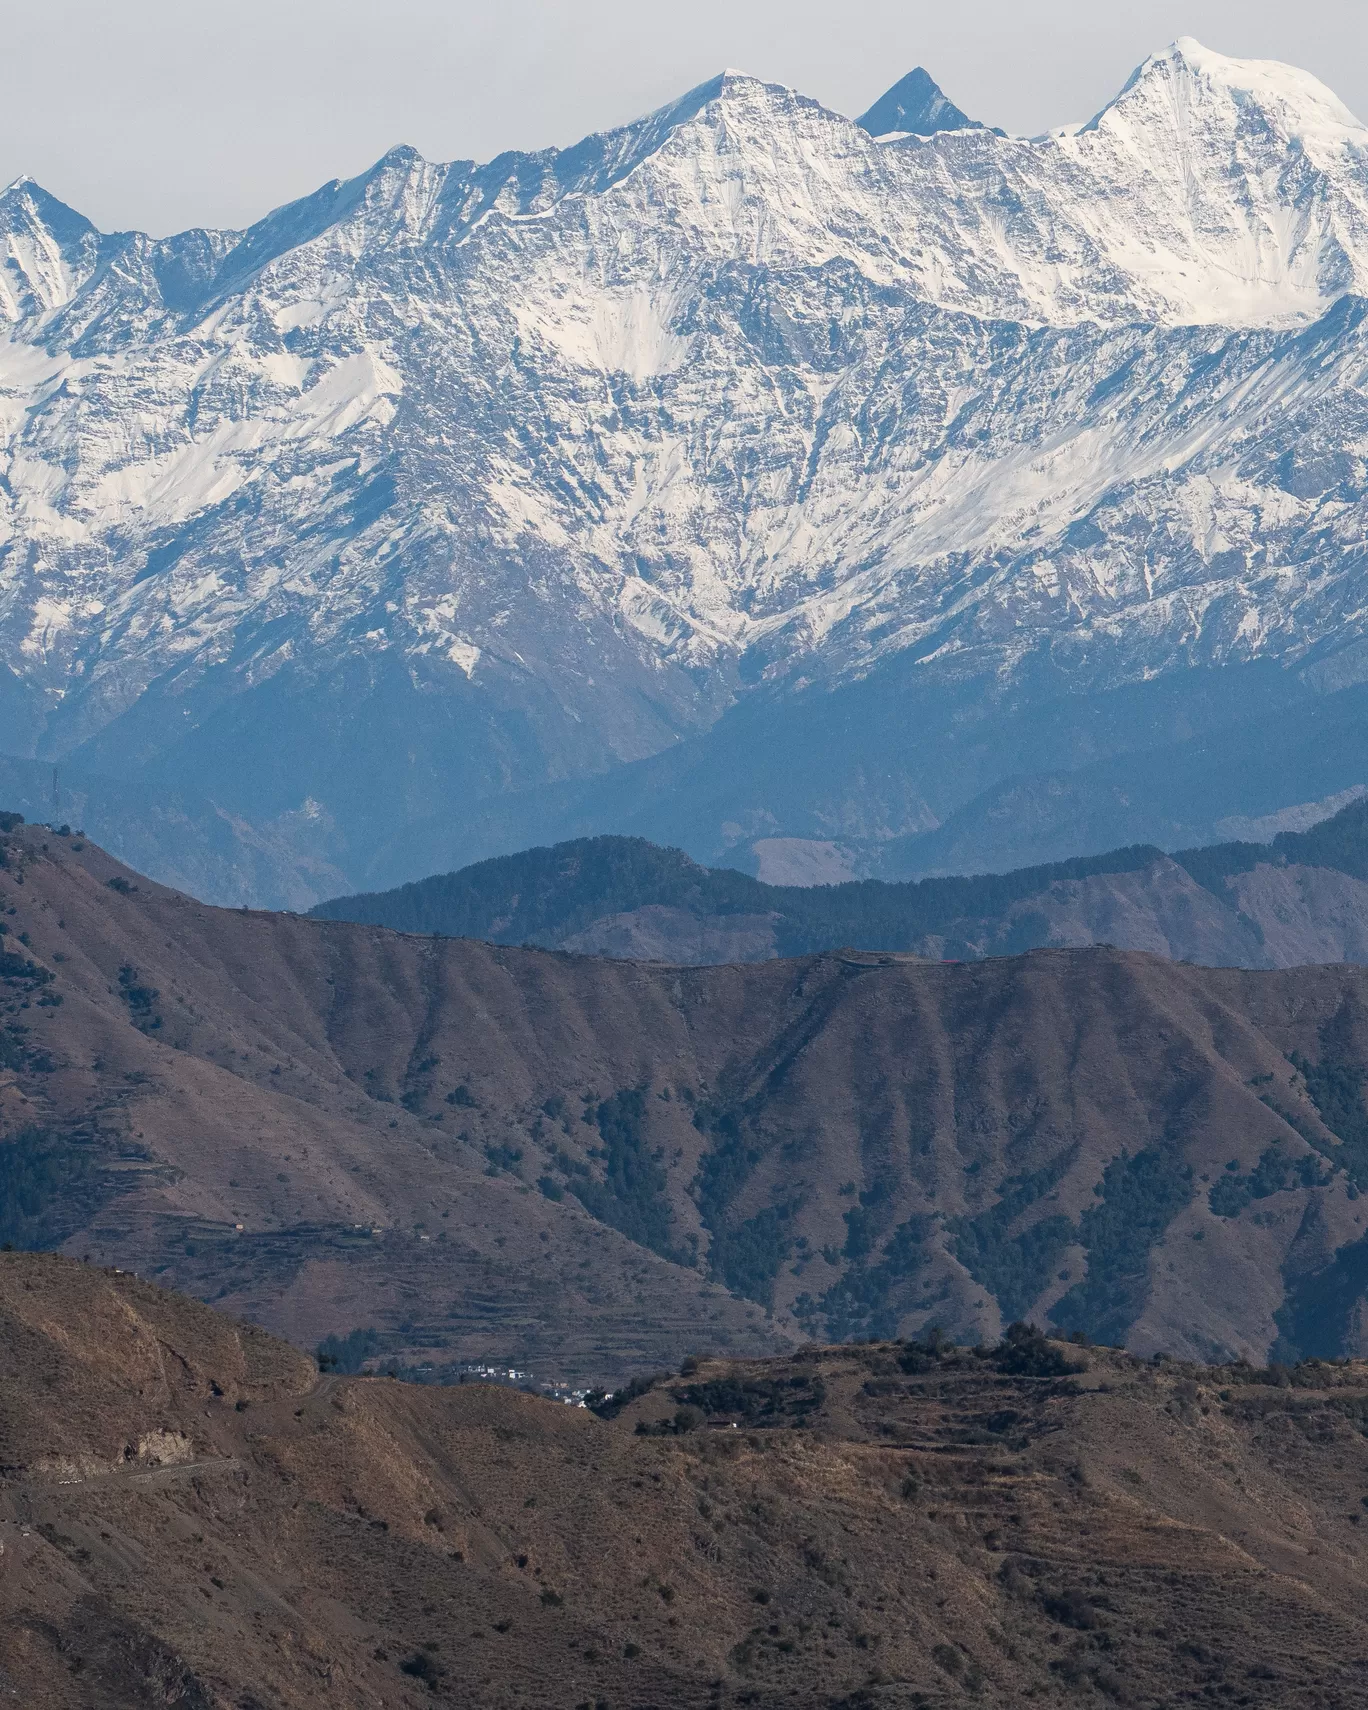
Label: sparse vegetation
xmin=1052 ymin=1149 xmax=1194 ymax=1345
xmin=571 ymin=1087 xmax=681 ymax=1261
xmin=1290 ymin=1048 xmax=1368 ymax=1187
xmin=0 ymin=1127 xmax=123 ymax=1249
xmin=317 ymin=1327 xmax=382 ymax=1374
xmin=0 ymin=947 xmax=54 ymax=991
xmin=14 ymin=806 xmax=1368 ymax=1434
xmin=587 ymin=1371 xmax=663 ymax=1420
xmin=691 ymin=1100 xmax=797 ymax=1304
xmin=399 ymin=1650 xmax=445 ymax=1688
xmin=117 ymin=964 xmax=162 ymax=1033
xmin=671 ymin=1373 xmax=825 ymax=1426
xmin=812 ymin=1214 xmax=933 ymax=1341
xmin=950 ymin=1150 xmax=1076 ymax=1323
xmin=635 ymin=1405 xmax=704 ymax=1436
xmin=1209 ymin=1142 xmax=1328 ymax=1217
xmin=992 ymin=1321 xmax=1077 ymax=1378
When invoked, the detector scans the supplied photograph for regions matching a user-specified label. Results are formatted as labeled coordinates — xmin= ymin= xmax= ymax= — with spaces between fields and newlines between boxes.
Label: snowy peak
xmin=1094 ymin=36 xmax=1365 ymax=147
xmin=19 ymin=40 xmax=1368 ymax=342
xmin=1025 ymin=37 xmax=1368 ymax=326
xmin=0 ymin=178 xmax=100 ymax=325
xmin=542 ymin=69 xmax=830 ymax=199
xmin=14 ymin=34 xmax=1368 ymax=900
xmin=0 ymin=175 xmax=95 ymax=240
xmin=858 ymin=68 xmax=983 ymax=137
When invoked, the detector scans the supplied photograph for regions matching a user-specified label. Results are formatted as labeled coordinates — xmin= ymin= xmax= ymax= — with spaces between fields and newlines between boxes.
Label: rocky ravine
xmin=6 ymin=43 xmax=1368 ymax=896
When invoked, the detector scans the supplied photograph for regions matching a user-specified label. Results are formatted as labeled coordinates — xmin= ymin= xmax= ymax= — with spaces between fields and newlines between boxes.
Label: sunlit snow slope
xmin=4 ymin=39 xmax=1368 ymax=899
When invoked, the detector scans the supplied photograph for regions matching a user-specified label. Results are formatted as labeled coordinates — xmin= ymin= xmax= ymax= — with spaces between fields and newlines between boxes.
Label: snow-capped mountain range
xmin=5 ymin=38 xmax=1368 ymax=901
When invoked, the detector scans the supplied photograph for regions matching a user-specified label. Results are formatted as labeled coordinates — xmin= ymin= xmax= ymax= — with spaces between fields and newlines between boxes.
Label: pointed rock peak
xmin=0 ymin=176 xmax=98 ymax=245
xmin=372 ymin=143 xmax=426 ymax=173
xmin=1095 ymin=37 xmax=1364 ymax=137
xmin=358 ymin=143 xmax=443 ymax=206
xmin=858 ymin=68 xmax=983 ymax=138
xmin=536 ymin=69 xmax=803 ymax=206
xmin=649 ymin=68 xmax=779 ymax=123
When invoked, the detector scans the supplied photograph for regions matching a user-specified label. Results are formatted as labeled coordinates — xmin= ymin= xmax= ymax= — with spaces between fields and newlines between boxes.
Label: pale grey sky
xmin=3 ymin=0 xmax=1366 ymax=236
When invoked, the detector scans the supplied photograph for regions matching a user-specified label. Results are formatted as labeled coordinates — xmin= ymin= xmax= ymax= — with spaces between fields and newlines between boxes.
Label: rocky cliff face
xmin=5 ymin=41 xmax=1368 ymax=896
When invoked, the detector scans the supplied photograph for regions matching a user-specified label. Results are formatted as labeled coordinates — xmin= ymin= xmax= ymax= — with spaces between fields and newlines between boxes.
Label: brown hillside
xmin=5 ymin=1254 xmax=1368 ymax=1709
xmin=6 ymin=820 xmax=1368 ymax=1372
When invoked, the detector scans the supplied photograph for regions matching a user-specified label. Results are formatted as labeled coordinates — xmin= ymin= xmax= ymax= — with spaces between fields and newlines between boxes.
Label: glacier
xmin=4 ymin=39 xmax=1368 ymax=900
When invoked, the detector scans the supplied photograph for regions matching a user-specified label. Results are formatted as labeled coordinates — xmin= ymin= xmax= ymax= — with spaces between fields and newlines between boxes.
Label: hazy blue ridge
xmin=310 ymin=797 xmax=1368 ymax=960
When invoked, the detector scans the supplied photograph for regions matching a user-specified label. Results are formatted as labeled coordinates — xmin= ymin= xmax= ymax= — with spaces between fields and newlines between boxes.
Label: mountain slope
xmin=6 ymin=43 xmax=1368 ymax=895
xmin=0 ymin=817 xmax=787 ymax=1384
xmin=311 ymin=794 xmax=1368 ymax=969
xmin=9 ymin=1253 xmax=1368 ymax=1710
xmin=10 ymin=817 xmax=1368 ymax=1364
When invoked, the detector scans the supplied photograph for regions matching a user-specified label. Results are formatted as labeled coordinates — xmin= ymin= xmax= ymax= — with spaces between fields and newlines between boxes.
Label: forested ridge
xmin=311 ymin=799 xmax=1368 ymax=958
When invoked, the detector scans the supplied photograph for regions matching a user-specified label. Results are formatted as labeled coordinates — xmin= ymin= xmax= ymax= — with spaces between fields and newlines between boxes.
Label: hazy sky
xmin=4 ymin=0 xmax=1366 ymax=236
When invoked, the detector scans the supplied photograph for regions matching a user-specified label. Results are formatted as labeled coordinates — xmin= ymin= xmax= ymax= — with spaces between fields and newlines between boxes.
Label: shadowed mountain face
xmin=312 ymin=796 xmax=1368 ymax=971
xmin=7 ymin=1252 xmax=1368 ymax=1709
xmin=9 ymin=816 xmax=1368 ymax=1369
xmin=8 ymin=45 xmax=1368 ymax=897
xmin=857 ymin=68 xmax=984 ymax=136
